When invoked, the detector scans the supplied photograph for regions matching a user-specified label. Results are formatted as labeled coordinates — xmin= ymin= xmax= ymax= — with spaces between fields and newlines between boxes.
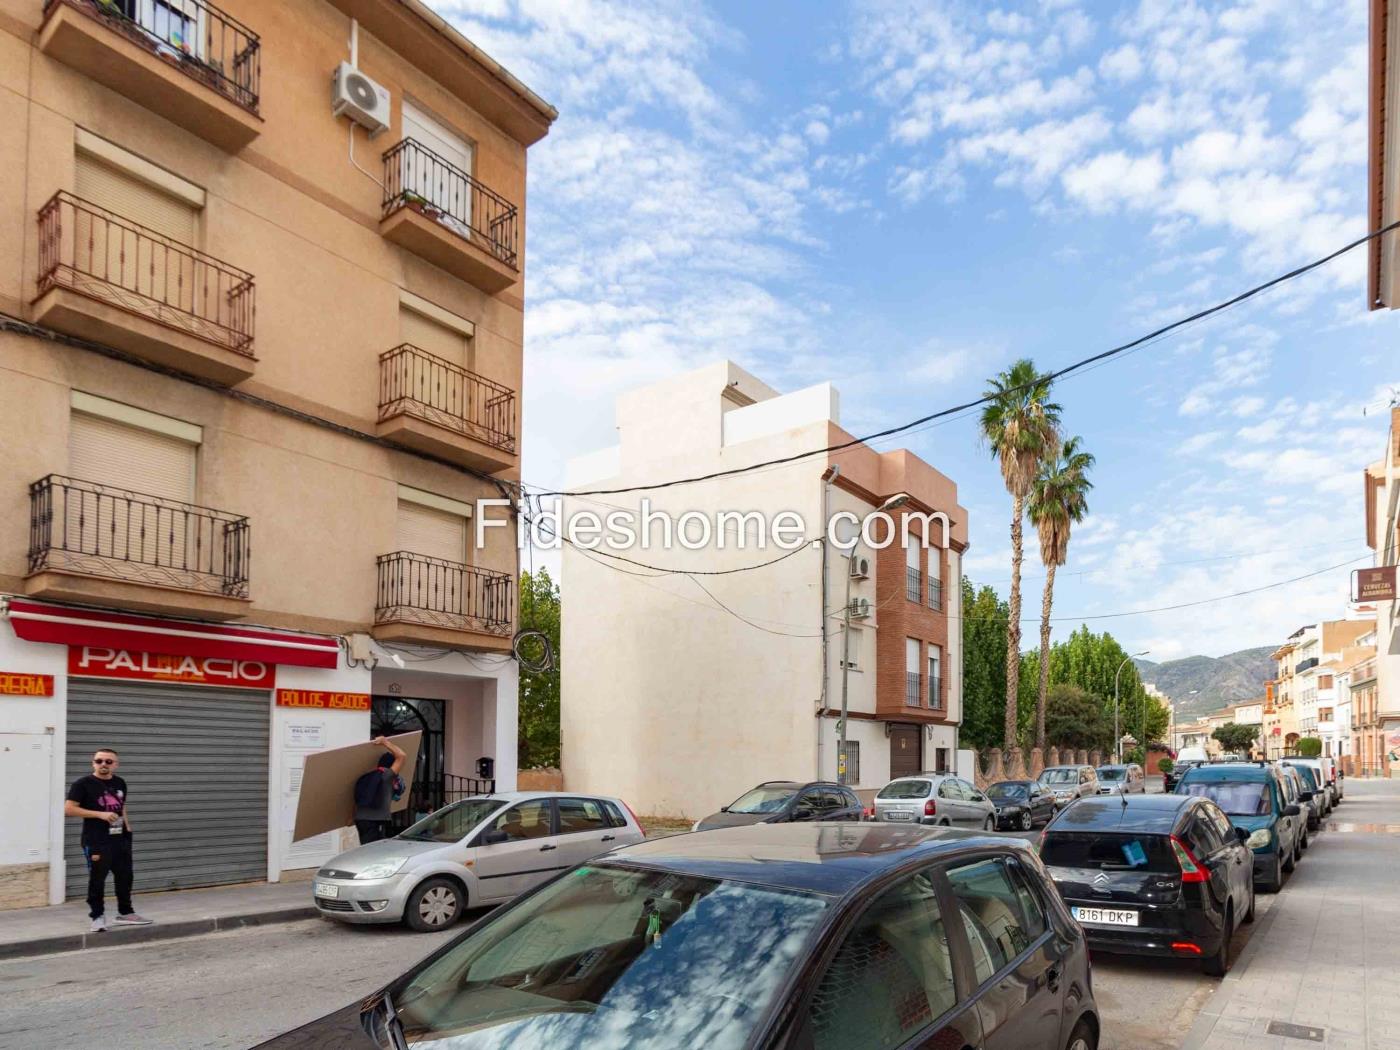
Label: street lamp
xmin=839 ymin=491 xmax=910 ymax=785
xmin=1114 ymin=651 xmax=1150 ymax=764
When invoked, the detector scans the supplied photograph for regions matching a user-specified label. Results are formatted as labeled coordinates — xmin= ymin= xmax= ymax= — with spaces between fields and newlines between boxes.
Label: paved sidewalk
xmin=1182 ymin=778 xmax=1400 ymax=1050
xmin=0 ymin=880 xmax=315 ymax=960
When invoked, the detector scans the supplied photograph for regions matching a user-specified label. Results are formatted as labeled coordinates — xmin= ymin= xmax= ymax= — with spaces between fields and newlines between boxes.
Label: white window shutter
xmin=395 ymin=500 xmax=467 ymax=564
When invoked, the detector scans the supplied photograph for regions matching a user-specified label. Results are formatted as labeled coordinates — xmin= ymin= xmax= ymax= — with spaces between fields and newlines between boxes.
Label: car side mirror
xmin=972 ymin=793 xmax=986 ymax=802
xmin=719 ymin=806 xmax=729 ymax=813
xmin=1284 ymin=804 xmax=1301 ymax=817
xmin=1235 ymin=826 xmax=1249 ymax=842
xmin=480 ymin=829 xmax=509 ymax=846
xmin=791 ymin=806 xmax=816 ymax=821
xmin=1300 ymin=791 xmax=1315 ymax=802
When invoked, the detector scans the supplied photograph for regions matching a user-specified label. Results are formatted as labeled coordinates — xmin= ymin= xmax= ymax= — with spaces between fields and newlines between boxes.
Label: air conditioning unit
xmin=849 ymin=555 xmax=871 ymax=580
xmin=849 ymin=598 xmax=872 ymax=620
xmin=332 ymin=61 xmax=391 ymax=136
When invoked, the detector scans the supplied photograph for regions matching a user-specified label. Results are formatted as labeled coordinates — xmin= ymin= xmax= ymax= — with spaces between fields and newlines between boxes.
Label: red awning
xmin=4 ymin=600 xmax=340 ymax=669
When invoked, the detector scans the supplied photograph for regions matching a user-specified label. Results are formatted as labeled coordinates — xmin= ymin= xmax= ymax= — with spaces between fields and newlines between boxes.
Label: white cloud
xmin=1099 ymin=43 xmax=1143 ymax=82
xmin=1061 ymin=150 xmax=1166 ymax=211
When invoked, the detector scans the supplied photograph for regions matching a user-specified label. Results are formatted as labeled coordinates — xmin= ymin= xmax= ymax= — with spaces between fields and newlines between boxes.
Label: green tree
xmin=961 ymin=577 xmax=1009 ymax=752
xmin=1043 ymin=683 xmax=1113 ymax=752
xmin=1028 ymin=436 xmax=1095 ymax=749
xmin=979 ymin=359 xmax=1061 ymax=760
xmin=1046 ymin=626 xmax=1167 ymax=752
xmin=1295 ymin=737 xmax=1323 ymax=758
xmin=1212 ymin=722 xmax=1260 ymax=755
xmin=517 ymin=568 xmax=560 ymax=769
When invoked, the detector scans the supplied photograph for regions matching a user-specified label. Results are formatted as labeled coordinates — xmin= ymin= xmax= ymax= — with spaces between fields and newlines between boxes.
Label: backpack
xmin=353 ymin=768 xmax=407 ymax=810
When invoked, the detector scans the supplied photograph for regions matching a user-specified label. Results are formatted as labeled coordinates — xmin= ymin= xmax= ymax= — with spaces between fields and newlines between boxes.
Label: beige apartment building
xmin=560 ymin=362 xmax=969 ymax=820
xmin=0 ymin=0 xmax=553 ymax=906
xmin=1361 ymin=408 xmax=1400 ymax=776
xmin=1267 ymin=618 xmax=1376 ymax=763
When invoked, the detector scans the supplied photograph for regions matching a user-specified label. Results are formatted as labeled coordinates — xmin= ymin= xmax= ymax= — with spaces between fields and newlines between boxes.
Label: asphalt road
xmin=1 ymin=781 xmax=1299 ymax=1050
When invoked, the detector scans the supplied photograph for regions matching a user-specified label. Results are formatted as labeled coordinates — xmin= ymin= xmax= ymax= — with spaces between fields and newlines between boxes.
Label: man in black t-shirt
xmin=65 ymin=749 xmax=154 ymax=932
xmin=353 ymin=735 xmax=406 ymax=844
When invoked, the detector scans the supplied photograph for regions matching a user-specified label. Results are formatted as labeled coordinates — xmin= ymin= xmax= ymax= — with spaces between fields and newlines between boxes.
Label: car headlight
xmin=353 ymin=860 xmax=406 ymax=880
xmin=1245 ymin=828 xmax=1273 ymax=850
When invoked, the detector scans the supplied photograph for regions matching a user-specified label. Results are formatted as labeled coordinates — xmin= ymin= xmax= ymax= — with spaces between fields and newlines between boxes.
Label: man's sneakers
xmin=89 ymin=916 xmax=107 ymax=933
xmin=112 ymin=913 xmax=153 ymax=927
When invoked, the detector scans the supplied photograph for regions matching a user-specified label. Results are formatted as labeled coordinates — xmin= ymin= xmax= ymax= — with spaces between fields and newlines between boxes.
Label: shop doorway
xmin=889 ymin=724 xmax=923 ymax=779
xmin=371 ymin=696 xmax=445 ymax=829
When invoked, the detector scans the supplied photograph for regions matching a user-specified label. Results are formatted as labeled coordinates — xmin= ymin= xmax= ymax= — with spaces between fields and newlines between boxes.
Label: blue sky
xmin=443 ymin=0 xmax=1399 ymax=660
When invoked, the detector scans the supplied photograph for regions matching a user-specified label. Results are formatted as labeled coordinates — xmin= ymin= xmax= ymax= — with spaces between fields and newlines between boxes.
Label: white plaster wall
xmin=723 ymin=383 xmax=839 ymax=447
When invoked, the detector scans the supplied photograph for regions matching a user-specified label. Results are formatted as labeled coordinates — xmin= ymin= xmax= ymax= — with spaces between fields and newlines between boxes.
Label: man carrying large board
xmin=353 ymin=736 xmax=407 ymax=844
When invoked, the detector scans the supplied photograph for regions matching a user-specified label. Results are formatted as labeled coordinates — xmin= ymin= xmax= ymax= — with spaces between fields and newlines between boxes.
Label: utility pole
xmin=839 ymin=492 xmax=910 ymax=785
xmin=1114 ymin=651 xmax=1149 ymax=764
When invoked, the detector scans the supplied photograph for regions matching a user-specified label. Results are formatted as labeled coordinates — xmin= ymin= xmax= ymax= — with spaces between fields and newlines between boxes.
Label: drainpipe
xmin=819 ymin=465 xmax=839 ymax=780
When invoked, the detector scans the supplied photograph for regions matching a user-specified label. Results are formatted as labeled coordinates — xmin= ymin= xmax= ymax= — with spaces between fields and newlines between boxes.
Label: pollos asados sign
xmin=68 ymin=646 xmax=274 ymax=689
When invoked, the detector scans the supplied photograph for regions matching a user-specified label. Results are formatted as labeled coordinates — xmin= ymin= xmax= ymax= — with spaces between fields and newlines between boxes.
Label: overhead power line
xmin=540 ymin=219 xmax=1400 ymax=498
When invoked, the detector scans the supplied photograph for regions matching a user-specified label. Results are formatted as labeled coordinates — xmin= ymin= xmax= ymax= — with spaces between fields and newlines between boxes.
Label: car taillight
xmin=924 ymin=799 xmax=937 ymax=816
xmin=621 ymin=799 xmax=645 ymax=837
xmin=862 ymin=806 xmax=874 ymax=820
xmin=1170 ymin=836 xmax=1208 ymax=882
xmin=1170 ymin=942 xmax=1202 ymax=955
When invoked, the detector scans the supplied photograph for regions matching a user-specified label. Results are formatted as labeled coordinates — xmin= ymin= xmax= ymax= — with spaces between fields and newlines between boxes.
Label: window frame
xmin=474 ymin=797 xmax=556 ymax=845
xmin=943 ymin=853 xmax=1055 ymax=991
xmin=555 ymin=796 xmax=611 ymax=836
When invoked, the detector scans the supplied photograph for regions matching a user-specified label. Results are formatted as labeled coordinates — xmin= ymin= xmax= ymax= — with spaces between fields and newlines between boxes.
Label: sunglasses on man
xmin=93 ymin=758 xmax=116 ymax=766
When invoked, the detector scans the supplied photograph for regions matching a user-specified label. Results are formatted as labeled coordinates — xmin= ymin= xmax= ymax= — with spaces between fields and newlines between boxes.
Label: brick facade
xmin=874 ymin=511 xmax=955 ymax=727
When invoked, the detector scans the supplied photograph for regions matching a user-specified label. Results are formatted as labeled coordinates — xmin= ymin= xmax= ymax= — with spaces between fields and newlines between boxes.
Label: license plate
xmin=1072 ymin=906 xmax=1138 ymax=926
xmin=314 ymin=882 xmax=340 ymax=899
xmin=884 ymin=810 xmax=913 ymax=822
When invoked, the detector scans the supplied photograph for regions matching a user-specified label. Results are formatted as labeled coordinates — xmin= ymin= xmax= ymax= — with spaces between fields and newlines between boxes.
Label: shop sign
xmin=68 ymin=646 xmax=274 ymax=688
xmin=1353 ymin=566 xmax=1397 ymax=602
xmin=0 ymin=672 xmax=54 ymax=697
xmin=276 ymin=689 xmax=370 ymax=712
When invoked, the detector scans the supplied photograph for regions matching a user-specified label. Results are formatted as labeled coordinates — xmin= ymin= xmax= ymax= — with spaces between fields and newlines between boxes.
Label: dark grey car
xmin=693 ymin=780 xmax=862 ymax=831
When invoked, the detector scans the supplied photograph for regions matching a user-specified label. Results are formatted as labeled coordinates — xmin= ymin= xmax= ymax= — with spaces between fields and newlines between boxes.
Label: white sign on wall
xmin=285 ymin=723 xmax=325 ymax=750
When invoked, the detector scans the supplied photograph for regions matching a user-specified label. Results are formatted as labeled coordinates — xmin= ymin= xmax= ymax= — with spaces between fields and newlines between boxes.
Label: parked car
xmin=1164 ymin=759 xmax=1205 ymax=793
xmin=1285 ymin=764 xmax=1328 ymax=828
xmin=1095 ymin=764 xmax=1146 ymax=795
xmin=312 ymin=792 xmax=644 ymax=931
xmin=1039 ymin=794 xmax=1254 ymax=976
xmin=693 ymin=780 xmax=862 ymax=831
xmin=986 ymin=779 xmax=1058 ymax=830
xmin=1037 ymin=765 xmax=1101 ymax=809
xmin=1278 ymin=765 xmax=1318 ymax=845
xmin=871 ymin=773 xmax=997 ymax=830
xmin=1282 ymin=757 xmax=1336 ymax=812
xmin=1175 ymin=762 xmax=1304 ymax=892
xmin=257 ymin=822 xmax=1101 ymax=1050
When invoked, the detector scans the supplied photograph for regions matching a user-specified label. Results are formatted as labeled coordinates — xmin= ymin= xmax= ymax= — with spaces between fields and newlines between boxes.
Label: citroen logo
xmin=1092 ymin=872 xmax=1111 ymax=888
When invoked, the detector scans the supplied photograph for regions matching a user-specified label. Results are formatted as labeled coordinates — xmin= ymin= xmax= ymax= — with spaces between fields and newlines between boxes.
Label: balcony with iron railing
xmin=38 ymin=0 xmax=262 ymax=151
xmin=927 ymin=576 xmax=943 ymax=612
xmin=25 ymin=474 xmax=250 ymax=618
xmin=376 ymin=344 xmax=518 ymax=473
xmin=905 ymin=566 xmax=922 ymax=603
xmin=905 ymin=671 xmax=922 ymax=707
xmin=34 ymin=191 xmax=256 ymax=384
xmin=380 ymin=138 xmax=520 ymax=294
xmin=373 ymin=551 xmax=514 ymax=651
xmin=928 ymin=670 xmax=943 ymax=711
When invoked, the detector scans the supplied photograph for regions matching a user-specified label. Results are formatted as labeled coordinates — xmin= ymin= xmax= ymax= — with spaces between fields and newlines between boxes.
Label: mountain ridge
xmin=1134 ymin=646 xmax=1275 ymax=720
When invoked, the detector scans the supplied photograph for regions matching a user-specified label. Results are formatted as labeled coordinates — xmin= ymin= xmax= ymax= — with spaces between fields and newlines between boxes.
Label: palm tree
xmin=980 ymin=360 xmax=1061 ymax=770
xmin=1028 ymin=437 xmax=1095 ymax=750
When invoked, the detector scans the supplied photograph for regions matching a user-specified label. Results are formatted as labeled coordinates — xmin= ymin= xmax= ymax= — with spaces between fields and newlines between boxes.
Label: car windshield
xmin=1097 ymin=768 xmax=1125 ymax=781
xmin=1290 ymin=767 xmax=1319 ymax=790
xmin=986 ymin=783 xmax=1027 ymax=800
xmin=399 ymin=799 xmax=505 ymax=843
xmin=392 ymin=864 xmax=829 ymax=1050
xmin=1041 ymin=832 xmax=1177 ymax=873
xmin=877 ymin=780 xmax=932 ymax=799
xmin=1039 ymin=769 xmax=1078 ymax=785
xmin=1179 ymin=781 xmax=1271 ymax=816
xmin=727 ymin=786 xmax=798 ymax=814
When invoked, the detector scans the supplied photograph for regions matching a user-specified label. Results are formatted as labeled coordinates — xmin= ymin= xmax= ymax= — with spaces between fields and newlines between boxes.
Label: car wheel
xmin=1020 ymin=810 xmax=1033 ymax=831
xmin=1065 ymin=1016 xmax=1098 ymax=1050
xmin=404 ymin=877 xmax=465 ymax=933
xmin=1301 ymin=830 xmax=1309 ymax=851
xmin=983 ymin=816 xmax=996 ymax=832
xmin=1244 ymin=882 xmax=1256 ymax=924
xmin=1262 ymin=854 xmax=1283 ymax=893
xmin=1203 ymin=906 xmax=1233 ymax=976
xmin=1282 ymin=845 xmax=1296 ymax=873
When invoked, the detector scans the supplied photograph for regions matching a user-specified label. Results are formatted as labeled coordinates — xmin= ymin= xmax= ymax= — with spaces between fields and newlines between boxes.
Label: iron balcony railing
xmin=28 ymin=475 xmax=250 ymax=597
xmin=46 ymin=0 xmax=260 ymax=113
xmin=388 ymin=773 xmax=497 ymax=832
xmin=375 ymin=551 xmax=513 ymax=636
xmin=381 ymin=138 xmax=519 ymax=269
xmin=378 ymin=344 xmax=517 ymax=454
xmin=37 ymin=191 xmax=255 ymax=354
xmin=929 ymin=668 xmax=943 ymax=710
xmin=905 ymin=566 xmax=922 ymax=603
xmin=928 ymin=576 xmax=943 ymax=611
xmin=905 ymin=671 xmax=922 ymax=707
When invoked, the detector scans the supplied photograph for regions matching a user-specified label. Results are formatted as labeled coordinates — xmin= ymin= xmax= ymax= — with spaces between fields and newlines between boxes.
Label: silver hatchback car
xmin=870 ymin=773 xmax=996 ymax=829
xmin=312 ymin=791 xmax=644 ymax=931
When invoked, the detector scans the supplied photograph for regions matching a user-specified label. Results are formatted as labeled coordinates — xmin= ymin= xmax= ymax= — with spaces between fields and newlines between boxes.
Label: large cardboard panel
xmin=292 ymin=732 xmax=422 ymax=842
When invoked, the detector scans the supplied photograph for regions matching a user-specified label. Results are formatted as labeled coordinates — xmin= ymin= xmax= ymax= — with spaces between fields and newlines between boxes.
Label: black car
xmin=1039 ymin=794 xmax=1255 ymax=976
xmin=257 ymin=823 xmax=1100 ymax=1050
xmin=692 ymin=780 xmax=862 ymax=831
xmin=1163 ymin=759 xmax=1204 ymax=793
xmin=987 ymin=779 xmax=1058 ymax=830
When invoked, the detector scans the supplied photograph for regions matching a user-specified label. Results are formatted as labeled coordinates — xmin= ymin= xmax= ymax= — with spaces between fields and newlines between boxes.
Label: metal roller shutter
xmin=75 ymin=153 xmax=197 ymax=244
xmin=396 ymin=500 xmax=467 ymax=564
xmin=69 ymin=412 xmax=197 ymax=502
xmin=399 ymin=306 xmax=469 ymax=368
xmin=65 ymin=680 xmax=269 ymax=898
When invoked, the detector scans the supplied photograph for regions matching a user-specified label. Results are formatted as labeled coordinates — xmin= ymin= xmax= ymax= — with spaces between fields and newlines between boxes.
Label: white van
xmin=1176 ymin=746 xmax=1209 ymax=765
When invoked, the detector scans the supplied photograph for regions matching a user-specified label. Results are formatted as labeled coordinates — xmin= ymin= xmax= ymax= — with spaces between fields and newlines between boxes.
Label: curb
xmin=0 ymin=905 xmax=317 ymax=961
xmin=1177 ymin=892 xmax=1285 ymax=1050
